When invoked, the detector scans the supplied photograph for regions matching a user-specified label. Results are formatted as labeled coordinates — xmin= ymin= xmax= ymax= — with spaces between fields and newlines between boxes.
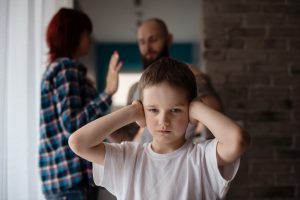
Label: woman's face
xmin=75 ymin=31 xmax=91 ymax=58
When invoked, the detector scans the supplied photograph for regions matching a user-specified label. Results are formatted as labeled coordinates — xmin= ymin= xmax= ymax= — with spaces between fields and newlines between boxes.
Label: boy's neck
xmin=151 ymin=138 xmax=186 ymax=154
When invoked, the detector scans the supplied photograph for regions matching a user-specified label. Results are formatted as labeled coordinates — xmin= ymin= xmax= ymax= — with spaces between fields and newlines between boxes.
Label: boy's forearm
xmin=190 ymin=102 xmax=239 ymax=138
xmin=190 ymin=101 xmax=249 ymax=155
xmin=69 ymin=104 xmax=138 ymax=150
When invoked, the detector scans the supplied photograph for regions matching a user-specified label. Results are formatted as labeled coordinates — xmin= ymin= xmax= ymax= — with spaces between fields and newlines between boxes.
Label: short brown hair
xmin=138 ymin=57 xmax=197 ymax=102
xmin=46 ymin=8 xmax=92 ymax=63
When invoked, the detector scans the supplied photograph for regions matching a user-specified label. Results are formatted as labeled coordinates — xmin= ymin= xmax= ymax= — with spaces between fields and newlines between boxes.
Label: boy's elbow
xmin=234 ymin=128 xmax=250 ymax=155
xmin=68 ymin=133 xmax=82 ymax=155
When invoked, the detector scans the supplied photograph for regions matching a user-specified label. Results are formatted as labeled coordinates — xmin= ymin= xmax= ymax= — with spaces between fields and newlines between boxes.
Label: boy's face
xmin=142 ymin=82 xmax=190 ymax=146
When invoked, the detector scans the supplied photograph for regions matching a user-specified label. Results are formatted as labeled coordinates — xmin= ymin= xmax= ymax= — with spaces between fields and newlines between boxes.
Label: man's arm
xmin=189 ymin=101 xmax=250 ymax=166
xmin=69 ymin=101 xmax=145 ymax=165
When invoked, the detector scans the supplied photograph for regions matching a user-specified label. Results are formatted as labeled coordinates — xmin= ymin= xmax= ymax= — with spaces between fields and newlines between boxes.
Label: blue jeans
xmin=44 ymin=186 xmax=98 ymax=200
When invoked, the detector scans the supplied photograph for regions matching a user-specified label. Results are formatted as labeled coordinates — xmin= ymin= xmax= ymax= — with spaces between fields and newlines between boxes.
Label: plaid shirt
xmin=39 ymin=58 xmax=112 ymax=194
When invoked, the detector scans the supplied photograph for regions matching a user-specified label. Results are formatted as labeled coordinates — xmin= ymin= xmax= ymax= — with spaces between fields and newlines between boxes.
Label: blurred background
xmin=1 ymin=0 xmax=299 ymax=199
xmin=76 ymin=0 xmax=202 ymax=107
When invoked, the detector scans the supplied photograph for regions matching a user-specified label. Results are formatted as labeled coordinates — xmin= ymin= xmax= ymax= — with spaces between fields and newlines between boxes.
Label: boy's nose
xmin=159 ymin=113 xmax=170 ymax=127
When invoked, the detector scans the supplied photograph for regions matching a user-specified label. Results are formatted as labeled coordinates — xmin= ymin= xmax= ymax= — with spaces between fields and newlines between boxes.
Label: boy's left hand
xmin=132 ymin=100 xmax=146 ymax=127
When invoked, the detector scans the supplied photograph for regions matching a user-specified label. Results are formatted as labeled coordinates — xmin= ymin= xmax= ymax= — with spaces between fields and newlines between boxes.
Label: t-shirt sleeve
xmin=203 ymin=138 xmax=240 ymax=199
xmin=92 ymin=142 xmax=126 ymax=195
xmin=92 ymin=142 xmax=140 ymax=196
xmin=93 ymin=162 xmax=104 ymax=186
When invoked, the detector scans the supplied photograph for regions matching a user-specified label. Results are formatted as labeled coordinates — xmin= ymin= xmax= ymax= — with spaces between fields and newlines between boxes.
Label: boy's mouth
xmin=158 ymin=130 xmax=171 ymax=134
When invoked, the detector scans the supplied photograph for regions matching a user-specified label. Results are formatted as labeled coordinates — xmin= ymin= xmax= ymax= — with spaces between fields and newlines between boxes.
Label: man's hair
xmin=138 ymin=57 xmax=197 ymax=102
xmin=139 ymin=18 xmax=169 ymax=36
xmin=46 ymin=8 xmax=93 ymax=63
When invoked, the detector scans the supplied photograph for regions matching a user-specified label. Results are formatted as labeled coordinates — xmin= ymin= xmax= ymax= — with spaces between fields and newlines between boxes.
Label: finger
xmin=109 ymin=51 xmax=119 ymax=68
xmin=132 ymin=100 xmax=142 ymax=106
xmin=115 ymin=61 xmax=123 ymax=72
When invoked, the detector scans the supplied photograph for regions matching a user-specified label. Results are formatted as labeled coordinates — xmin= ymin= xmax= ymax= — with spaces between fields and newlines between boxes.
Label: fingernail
xmin=114 ymin=50 xmax=118 ymax=55
xmin=120 ymin=61 xmax=123 ymax=65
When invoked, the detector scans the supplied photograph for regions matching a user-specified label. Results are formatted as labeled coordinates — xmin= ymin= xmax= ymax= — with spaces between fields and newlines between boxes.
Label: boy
xmin=69 ymin=58 xmax=250 ymax=200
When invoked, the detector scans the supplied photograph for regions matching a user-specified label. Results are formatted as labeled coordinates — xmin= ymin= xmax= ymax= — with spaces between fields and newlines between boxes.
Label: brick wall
xmin=201 ymin=0 xmax=300 ymax=199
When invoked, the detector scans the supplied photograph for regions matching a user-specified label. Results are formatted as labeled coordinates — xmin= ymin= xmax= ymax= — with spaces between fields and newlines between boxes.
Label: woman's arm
xmin=53 ymin=52 xmax=122 ymax=135
xmin=189 ymin=101 xmax=250 ymax=166
xmin=69 ymin=101 xmax=145 ymax=165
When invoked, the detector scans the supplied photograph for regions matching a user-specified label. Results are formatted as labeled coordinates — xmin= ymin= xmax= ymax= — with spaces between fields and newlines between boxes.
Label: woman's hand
xmin=131 ymin=100 xmax=146 ymax=127
xmin=105 ymin=51 xmax=123 ymax=96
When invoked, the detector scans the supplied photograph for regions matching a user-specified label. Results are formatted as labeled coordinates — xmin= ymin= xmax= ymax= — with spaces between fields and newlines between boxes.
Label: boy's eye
xmin=148 ymin=108 xmax=159 ymax=113
xmin=171 ymin=108 xmax=181 ymax=113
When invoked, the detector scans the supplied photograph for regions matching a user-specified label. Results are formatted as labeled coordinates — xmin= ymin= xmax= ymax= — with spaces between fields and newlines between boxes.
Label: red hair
xmin=46 ymin=8 xmax=92 ymax=63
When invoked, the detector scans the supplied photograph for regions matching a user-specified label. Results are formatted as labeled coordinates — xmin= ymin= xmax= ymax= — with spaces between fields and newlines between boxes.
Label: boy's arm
xmin=189 ymin=101 xmax=250 ymax=166
xmin=69 ymin=101 xmax=145 ymax=165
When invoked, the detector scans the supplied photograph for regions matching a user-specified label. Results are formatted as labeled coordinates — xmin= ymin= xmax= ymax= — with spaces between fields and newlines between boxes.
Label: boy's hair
xmin=46 ymin=8 xmax=93 ymax=63
xmin=138 ymin=57 xmax=197 ymax=102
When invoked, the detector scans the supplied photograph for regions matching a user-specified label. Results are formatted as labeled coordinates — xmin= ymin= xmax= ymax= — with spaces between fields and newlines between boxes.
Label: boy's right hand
xmin=189 ymin=99 xmax=200 ymax=125
xmin=131 ymin=100 xmax=146 ymax=127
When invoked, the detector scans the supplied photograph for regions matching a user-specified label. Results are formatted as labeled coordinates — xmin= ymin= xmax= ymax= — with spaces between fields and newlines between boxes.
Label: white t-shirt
xmin=93 ymin=139 xmax=240 ymax=200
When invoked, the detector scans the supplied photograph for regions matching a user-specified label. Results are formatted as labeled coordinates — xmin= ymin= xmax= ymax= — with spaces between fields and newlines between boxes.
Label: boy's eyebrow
xmin=144 ymin=104 xmax=187 ymax=107
xmin=144 ymin=104 xmax=157 ymax=107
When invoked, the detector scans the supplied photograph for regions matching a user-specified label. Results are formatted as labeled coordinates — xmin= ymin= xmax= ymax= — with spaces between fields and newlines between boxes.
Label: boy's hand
xmin=105 ymin=51 xmax=123 ymax=96
xmin=189 ymin=99 xmax=200 ymax=125
xmin=132 ymin=100 xmax=146 ymax=127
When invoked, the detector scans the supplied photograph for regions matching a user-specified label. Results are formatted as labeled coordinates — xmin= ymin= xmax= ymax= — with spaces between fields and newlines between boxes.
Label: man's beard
xmin=141 ymin=44 xmax=169 ymax=70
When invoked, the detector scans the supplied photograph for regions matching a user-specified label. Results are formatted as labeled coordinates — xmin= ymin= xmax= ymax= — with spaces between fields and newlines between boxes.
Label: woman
xmin=39 ymin=8 xmax=121 ymax=199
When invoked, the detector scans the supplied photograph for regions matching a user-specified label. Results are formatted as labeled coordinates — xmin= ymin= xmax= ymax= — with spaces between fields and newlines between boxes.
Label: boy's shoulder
xmin=105 ymin=141 xmax=146 ymax=153
xmin=187 ymin=139 xmax=218 ymax=156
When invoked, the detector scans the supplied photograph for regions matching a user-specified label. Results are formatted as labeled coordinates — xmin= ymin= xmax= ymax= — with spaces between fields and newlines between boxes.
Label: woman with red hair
xmin=39 ymin=8 xmax=122 ymax=199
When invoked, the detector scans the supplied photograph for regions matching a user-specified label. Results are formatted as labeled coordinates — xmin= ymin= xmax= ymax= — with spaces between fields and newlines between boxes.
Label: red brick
xmin=263 ymin=5 xmax=300 ymax=14
xmin=252 ymin=186 xmax=295 ymax=198
xmin=205 ymin=60 xmax=245 ymax=73
xmin=247 ymin=62 xmax=288 ymax=73
xmin=269 ymin=28 xmax=300 ymax=37
xmin=229 ymin=27 xmax=266 ymax=38
xmin=245 ymin=39 xmax=287 ymax=50
xmin=251 ymin=136 xmax=293 ymax=148
xmin=248 ymin=111 xmax=291 ymax=122
xmin=273 ymin=74 xmax=300 ymax=86
xmin=204 ymin=38 xmax=244 ymax=49
xmin=203 ymin=49 xmax=226 ymax=61
xmin=218 ymin=3 xmax=260 ymax=14
xmin=252 ymin=161 xmax=294 ymax=173
xmin=227 ymin=50 xmax=268 ymax=62
xmin=204 ymin=15 xmax=243 ymax=27
xmin=246 ymin=15 xmax=286 ymax=26
xmin=228 ymin=73 xmax=270 ymax=86
xmin=249 ymin=87 xmax=290 ymax=98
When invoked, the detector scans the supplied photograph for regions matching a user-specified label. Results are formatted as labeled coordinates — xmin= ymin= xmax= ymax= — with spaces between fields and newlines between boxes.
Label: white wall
xmin=77 ymin=0 xmax=201 ymax=42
